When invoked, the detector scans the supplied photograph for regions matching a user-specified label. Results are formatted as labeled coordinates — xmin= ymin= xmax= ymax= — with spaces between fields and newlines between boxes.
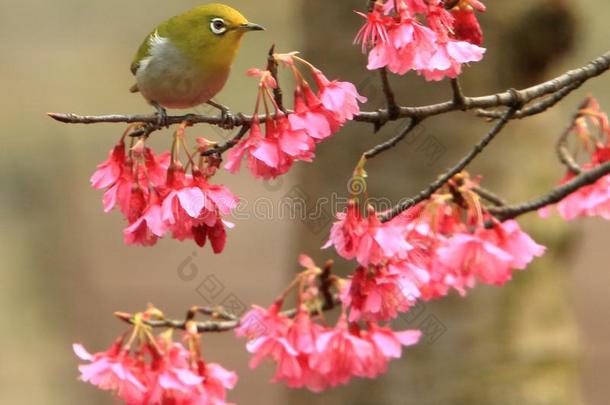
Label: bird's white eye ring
xmin=210 ymin=18 xmax=227 ymax=35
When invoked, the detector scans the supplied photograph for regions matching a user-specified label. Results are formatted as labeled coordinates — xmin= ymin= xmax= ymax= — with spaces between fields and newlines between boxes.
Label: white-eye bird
xmin=130 ymin=3 xmax=264 ymax=122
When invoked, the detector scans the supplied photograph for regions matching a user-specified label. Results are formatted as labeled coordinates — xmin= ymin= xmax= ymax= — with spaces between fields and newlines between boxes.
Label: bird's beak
xmin=239 ymin=22 xmax=265 ymax=32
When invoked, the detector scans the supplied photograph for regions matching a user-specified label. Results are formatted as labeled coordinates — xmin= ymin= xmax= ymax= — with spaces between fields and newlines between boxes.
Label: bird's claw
xmin=152 ymin=103 xmax=169 ymax=128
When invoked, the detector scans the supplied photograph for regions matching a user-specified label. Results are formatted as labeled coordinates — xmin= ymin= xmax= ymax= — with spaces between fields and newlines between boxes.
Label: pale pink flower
xmin=73 ymin=341 xmax=147 ymax=404
xmin=418 ymin=39 xmax=486 ymax=81
xmin=436 ymin=232 xmax=514 ymax=290
xmin=479 ymin=220 xmax=546 ymax=270
xmin=289 ymin=87 xmax=334 ymax=142
xmin=312 ymin=69 xmax=367 ymax=122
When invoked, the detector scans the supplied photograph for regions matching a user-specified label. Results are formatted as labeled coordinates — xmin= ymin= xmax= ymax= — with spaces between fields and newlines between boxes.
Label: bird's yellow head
xmin=165 ymin=4 xmax=264 ymax=70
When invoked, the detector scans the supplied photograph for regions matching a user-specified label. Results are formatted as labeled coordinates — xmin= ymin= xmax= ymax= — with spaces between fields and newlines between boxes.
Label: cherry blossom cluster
xmin=74 ymin=308 xmax=237 ymax=404
xmin=225 ymin=53 xmax=367 ymax=179
xmin=325 ymin=172 xmax=546 ymax=322
xmin=355 ymin=0 xmax=486 ymax=80
xmin=540 ymin=97 xmax=610 ymax=220
xmin=235 ymin=256 xmax=421 ymax=392
xmin=90 ymin=124 xmax=238 ymax=251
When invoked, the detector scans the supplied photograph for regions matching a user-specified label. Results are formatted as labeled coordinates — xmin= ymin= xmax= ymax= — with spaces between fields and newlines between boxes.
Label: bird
xmin=129 ymin=3 xmax=264 ymax=125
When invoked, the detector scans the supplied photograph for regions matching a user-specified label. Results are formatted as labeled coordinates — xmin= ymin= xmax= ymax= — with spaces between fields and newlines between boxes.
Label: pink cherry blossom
xmin=90 ymin=141 xmax=126 ymax=190
xmin=123 ymin=193 xmax=168 ymax=247
xmin=310 ymin=316 xmax=374 ymax=387
xmin=341 ymin=265 xmax=421 ymax=322
xmin=452 ymin=7 xmax=484 ymax=45
xmin=73 ymin=341 xmax=147 ymax=404
xmin=355 ymin=0 xmax=487 ymax=79
xmin=324 ymin=202 xmax=411 ymax=267
xmin=360 ymin=324 xmax=422 ymax=378
xmin=312 ymin=69 xmax=367 ymax=122
xmin=542 ymin=170 xmax=610 ymax=221
xmin=354 ymin=4 xmax=391 ymax=52
xmin=479 ymin=220 xmax=546 ymax=270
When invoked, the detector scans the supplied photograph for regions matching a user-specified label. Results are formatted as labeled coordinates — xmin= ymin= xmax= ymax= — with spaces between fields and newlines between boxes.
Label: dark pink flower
xmin=354 ymin=4 xmax=391 ymax=52
xmin=452 ymin=7 xmax=484 ymax=45
xmin=324 ymin=202 xmax=411 ymax=267
xmin=341 ymin=265 xmax=422 ymax=322
xmin=123 ymin=193 xmax=168 ymax=247
xmin=91 ymin=142 xmax=126 ymax=190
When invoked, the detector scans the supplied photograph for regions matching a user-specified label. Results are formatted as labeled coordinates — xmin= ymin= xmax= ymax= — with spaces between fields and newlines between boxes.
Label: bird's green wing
xmin=130 ymin=31 xmax=154 ymax=76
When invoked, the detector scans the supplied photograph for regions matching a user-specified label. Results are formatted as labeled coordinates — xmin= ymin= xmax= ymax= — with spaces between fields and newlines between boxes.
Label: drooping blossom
xmin=539 ymin=98 xmax=610 ymax=221
xmin=360 ymin=323 xmax=422 ymax=378
xmin=327 ymin=172 xmax=545 ymax=306
xmin=340 ymin=264 xmax=423 ymax=322
xmin=324 ymin=201 xmax=411 ymax=267
xmin=74 ymin=308 xmax=237 ymax=405
xmin=355 ymin=0 xmax=486 ymax=79
xmin=73 ymin=339 xmax=147 ymax=404
xmin=226 ymin=53 xmax=366 ymax=179
xmin=146 ymin=337 xmax=237 ymax=404
xmin=451 ymin=0 xmax=486 ymax=46
xmin=540 ymin=166 xmax=610 ymax=221
xmin=91 ymin=131 xmax=238 ymax=251
xmin=236 ymin=259 xmax=422 ymax=392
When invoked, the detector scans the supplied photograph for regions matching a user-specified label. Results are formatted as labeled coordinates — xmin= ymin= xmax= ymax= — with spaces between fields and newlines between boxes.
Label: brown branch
xmin=472 ymin=186 xmax=507 ymax=207
xmin=267 ymin=44 xmax=285 ymax=113
xmin=476 ymin=79 xmax=585 ymax=120
xmin=451 ymin=78 xmax=467 ymax=109
xmin=119 ymin=294 xmax=342 ymax=333
xmin=355 ymin=50 xmax=610 ymax=123
xmin=380 ymin=68 xmax=400 ymax=120
xmin=380 ymin=107 xmax=517 ymax=222
xmin=363 ymin=117 xmax=422 ymax=159
xmin=489 ymin=160 xmax=610 ymax=221
xmin=201 ymin=124 xmax=251 ymax=157
xmin=49 ymin=51 xmax=610 ymax=130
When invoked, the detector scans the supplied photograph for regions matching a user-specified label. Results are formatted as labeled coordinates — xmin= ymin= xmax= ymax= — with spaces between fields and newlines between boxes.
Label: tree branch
xmin=380 ymin=107 xmax=517 ymax=222
xmin=49 ymin=51 xmax=610 ymax=131
xmin=363 ymin=117 xmax=422 ymax=159
xmin=489 ymin=160 xmax=610 ymax=221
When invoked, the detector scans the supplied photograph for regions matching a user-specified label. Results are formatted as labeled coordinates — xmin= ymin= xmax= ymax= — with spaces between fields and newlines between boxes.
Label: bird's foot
xmin=152 ymin=102 xmax=169 ymax=128
xmin=207 ymin=100 xmax=236 ymax=130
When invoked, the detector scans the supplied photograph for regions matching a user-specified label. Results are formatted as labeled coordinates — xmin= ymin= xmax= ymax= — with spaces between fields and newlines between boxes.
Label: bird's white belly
xmin=136 ymin=33 xmax=228 ymax=109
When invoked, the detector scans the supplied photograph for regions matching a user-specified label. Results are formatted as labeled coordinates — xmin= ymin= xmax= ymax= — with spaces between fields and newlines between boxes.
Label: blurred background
xmin=1 ymin=0 xmax=609 ymax=404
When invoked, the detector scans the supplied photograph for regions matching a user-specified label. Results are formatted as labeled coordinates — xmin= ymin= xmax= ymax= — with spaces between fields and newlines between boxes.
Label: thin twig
xmin=476 ymin=80 xmax=585 ymax=120
xmin=120 ymin=295 xmax=342 ymax=333
xmin=451 ymin=78 xmax=467 ymax=109
xmin=380 ymin=68 xmax=399 ymax=119
xmin=267 ymin=44 xmax=285 ymax=113
xmin=201 ymin=124 xmax=251 ymax=157
xmin=380 ymin=107 xmax=517 ymax=222
xmin=355 ymin=50 xmax=610 ymax=123
xmin=489 ymin=160 xmax=610 ymax=221
xmin=363 ymin=118 xmax=421 ymax=159
xmin=472 ymin=186 xmax=507 ymax=207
